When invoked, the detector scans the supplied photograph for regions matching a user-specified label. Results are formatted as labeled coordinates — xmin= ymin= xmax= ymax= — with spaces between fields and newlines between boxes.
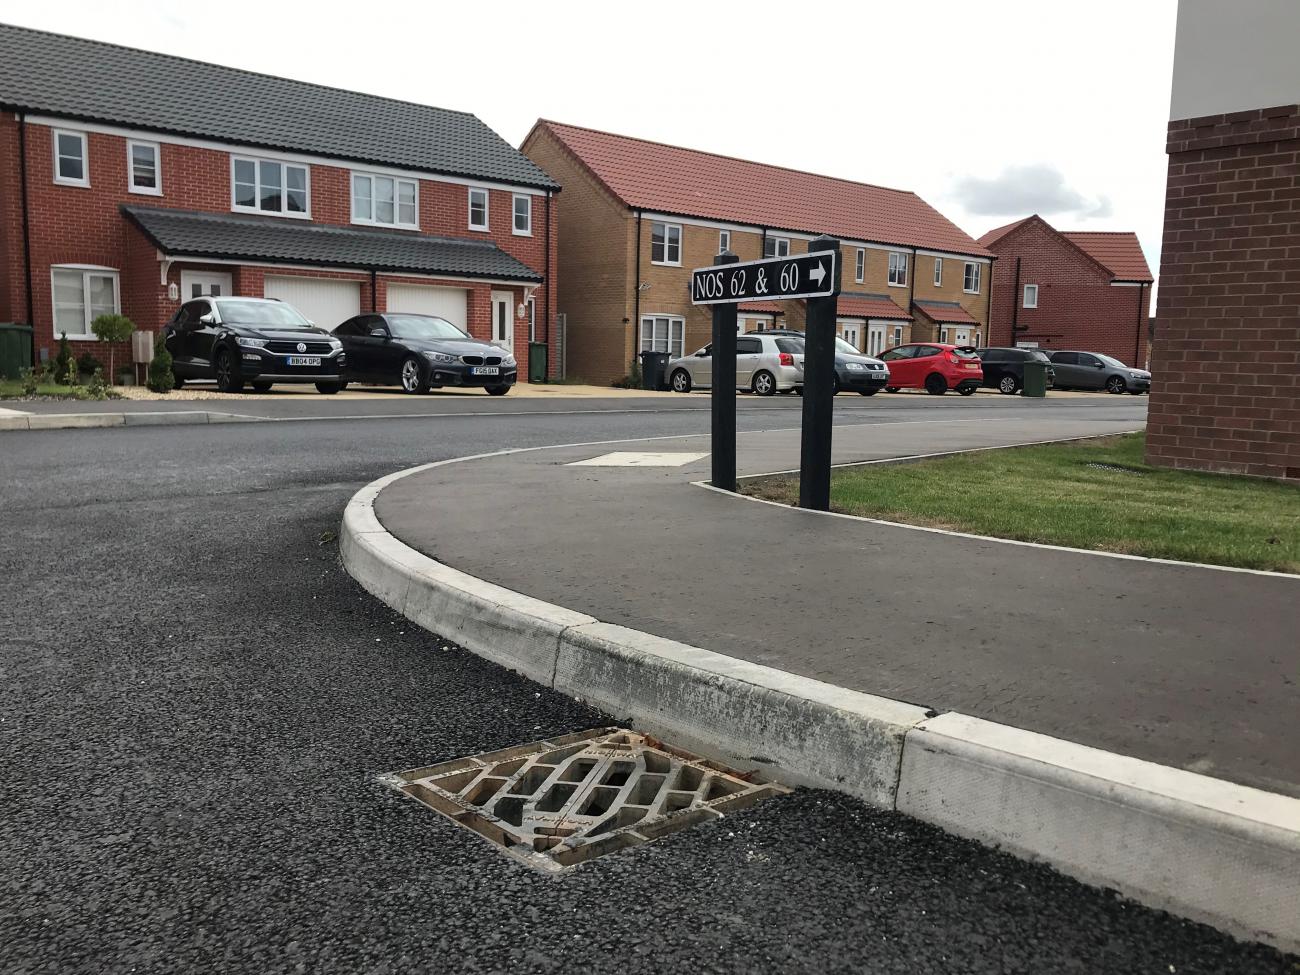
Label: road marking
xmin=569 ymin=451 xmax=710 ymax=467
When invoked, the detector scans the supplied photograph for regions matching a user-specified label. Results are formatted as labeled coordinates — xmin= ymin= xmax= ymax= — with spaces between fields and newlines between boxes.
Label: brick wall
xmin=1147 ymin=105 xmax=1300 ymax=480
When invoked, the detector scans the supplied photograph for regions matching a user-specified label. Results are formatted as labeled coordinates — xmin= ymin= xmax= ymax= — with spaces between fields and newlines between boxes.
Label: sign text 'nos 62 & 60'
xmin=691 ymin=251 xmax=838 ymax=305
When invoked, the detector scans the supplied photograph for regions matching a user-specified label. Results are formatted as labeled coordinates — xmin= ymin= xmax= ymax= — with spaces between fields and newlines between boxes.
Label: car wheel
xmin=315 ymin=382 xmax=344 ymax=395
xmin=752 ymin=370 xmax=777 ymax=396
xmin=172 ymin=374 xmax=185 ymax=390
xmin=400 ymin=355 xmax=430 ymax=394
xmin=251 ymin=381 xmax=273 ymax=393
xmin=924 ymin=373 xmax=948 ymax=396
xmin=213 ymin=349 xmax=243 ymax=393
xmin=669 ymin=368 xmax=692 ymax=393
xmin=958 ymin=385 xmax=977 ymax=397
xmin=486 ymin=385 xmax=510 ymax=396
xmin=998 ymin=374 xmax=1020 ymax=395
xmin=831 ymin=375 xmax=841 ymax=395
xmin=885 ymin=386 xmax=899 ymax=393
xmin=1106 ymin=376 xmax=1127 ymax=394
xmin=859 ymin=390 xmax=877 ymax=396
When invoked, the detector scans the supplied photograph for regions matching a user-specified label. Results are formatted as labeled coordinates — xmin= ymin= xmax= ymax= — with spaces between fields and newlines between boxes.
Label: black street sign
xmin=691 ymin=251 xmax=839 ymax=305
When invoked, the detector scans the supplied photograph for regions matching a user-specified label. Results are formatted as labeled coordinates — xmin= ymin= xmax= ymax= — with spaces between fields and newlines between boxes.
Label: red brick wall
xmin=1147 ymin=105 xmax=1300 ymax=480
xmin=985 ymin=217 xmax=1152 ymax=365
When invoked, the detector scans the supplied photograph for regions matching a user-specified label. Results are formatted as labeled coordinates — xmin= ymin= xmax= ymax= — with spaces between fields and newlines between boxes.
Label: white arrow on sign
xmin=809 ymin=261 xmax=827 ymax=286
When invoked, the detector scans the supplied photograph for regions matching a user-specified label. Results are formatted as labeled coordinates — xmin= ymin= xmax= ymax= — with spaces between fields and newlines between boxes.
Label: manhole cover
xmin=387 ymin=727 xmax=788 ymax=872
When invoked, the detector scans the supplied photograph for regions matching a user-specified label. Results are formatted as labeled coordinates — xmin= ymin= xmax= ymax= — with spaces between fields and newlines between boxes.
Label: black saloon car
xmin=333 ymin=313 xmax=517 ymax=395
xmin=975 ymin=346 xmax=1056 ymax=394
xmin=164 ymin=296 xmax=346 ymax=393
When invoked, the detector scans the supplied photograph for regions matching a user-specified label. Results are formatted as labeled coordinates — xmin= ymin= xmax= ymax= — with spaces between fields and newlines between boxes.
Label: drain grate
xmin=1086 ymin=462 xmax=1145 ymax=476
xmin=387 ymin=728 xmax=788 ymax=871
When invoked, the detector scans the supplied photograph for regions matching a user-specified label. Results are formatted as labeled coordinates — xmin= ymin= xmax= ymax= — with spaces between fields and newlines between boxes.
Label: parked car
xmin=332 ymin=313 xmax=516 ymax=395
xmin=666 ymin=332 xmax=804 ymax=395
xmin=975 ymin=347 xmax=1056 ymax=395
xmin=878 ymin=343 xmax=983 ymax=395
xmin=1046 ymin=350 xmax=1151 ymax=394
xmin=163 ymin=296 xmax=345 ymax=394
xmin=833 ymin=337 xmax=890 ymax=395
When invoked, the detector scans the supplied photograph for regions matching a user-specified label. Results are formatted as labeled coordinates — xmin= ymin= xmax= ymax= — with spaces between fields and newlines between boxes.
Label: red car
xmin=879 ymin=343 xmax=983 ymax=396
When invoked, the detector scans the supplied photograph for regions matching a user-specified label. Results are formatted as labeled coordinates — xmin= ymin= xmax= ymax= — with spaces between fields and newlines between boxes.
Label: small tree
xmin=146 ymin=336 xmax=175 ymax=393
xmin=90 ymin=313 xmax=136 ymax=383
xmin=54 ymin=332 xmax=75 ymax=386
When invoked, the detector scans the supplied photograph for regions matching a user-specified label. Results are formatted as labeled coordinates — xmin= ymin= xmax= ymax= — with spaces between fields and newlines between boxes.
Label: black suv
xmin=975 ymin=346 xmax=1055 ymax=394
xmin=163 ymin=297 xmax=346 ymax=393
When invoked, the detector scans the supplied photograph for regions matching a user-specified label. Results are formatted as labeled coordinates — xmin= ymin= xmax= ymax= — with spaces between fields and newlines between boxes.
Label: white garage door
xmin=264 ymin=276 xmax=361 ymax=331
xmin=386 ymin=284 xmax=468 ymax=329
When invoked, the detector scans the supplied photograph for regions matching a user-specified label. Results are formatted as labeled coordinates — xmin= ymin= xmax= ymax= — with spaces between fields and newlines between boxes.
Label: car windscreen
xmin=386 ymin=315 xmax=469 ymax=341
xmin=834 ymin=337 xmax=860 ymax=355
xmin=774 ymin=338 xmax=804 ymax=355
xmin=1029 ymin=350 xmax=1052 ymax=362
xmin=1097 ymin=354 xmax=1129 ymax=369
xmin=215 ymin=299 xmax=313 ymax=329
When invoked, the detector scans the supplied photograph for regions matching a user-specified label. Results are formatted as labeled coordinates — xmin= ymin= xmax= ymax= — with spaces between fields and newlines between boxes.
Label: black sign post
xmin=799 ymin=236 xmax=841 ymax=511
xmin=710 ymin=250 xmax=740 ymax=492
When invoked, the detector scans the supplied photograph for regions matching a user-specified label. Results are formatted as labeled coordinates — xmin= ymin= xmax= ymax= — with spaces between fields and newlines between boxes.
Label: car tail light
xmin=947 ymin=353 xmax=960 ymax=364
xmin=778 ymin=352 xmax=794 ymax=366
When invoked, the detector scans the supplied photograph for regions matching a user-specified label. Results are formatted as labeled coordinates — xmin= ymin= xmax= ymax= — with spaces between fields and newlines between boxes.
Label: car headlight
xmin=845 ymin=362 xmax=866 ymax=371
xmin=236 ymin=337 xmax=267 ymax=349
xmin=423 ymin=351 xmax=456 ymax=363
xmin=501 ymin=354 xmax=516 ymax=368
xmin=328 ymin=337 xmax=343 ymax=350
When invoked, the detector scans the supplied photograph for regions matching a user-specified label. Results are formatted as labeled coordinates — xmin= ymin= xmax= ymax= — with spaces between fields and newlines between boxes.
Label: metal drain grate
xmin=1086 ymin=462 xmax=1145 ymax=476
xmin=387 ymin=727 xmax=788 ymax=871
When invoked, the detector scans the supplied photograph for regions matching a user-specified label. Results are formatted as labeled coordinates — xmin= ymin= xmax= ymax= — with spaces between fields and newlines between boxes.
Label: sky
xmin=5 ymin=0 xmax=1177 ymax=295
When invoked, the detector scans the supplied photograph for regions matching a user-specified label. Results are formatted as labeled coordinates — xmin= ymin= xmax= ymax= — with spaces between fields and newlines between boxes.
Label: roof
xmin=534 ymin=121 xmax=991 ymax=258
xmin=737 ymin=301 xmax=785 ymax=314
xmin=912 ymin=300 xmax=980 ymax=325
xmin=977 ymin=217 xmax=1033 ymax=248
xmin=0 ymin=23 xmax=557 ymax=190
xmin=122 ymin=206 xmax=542 ymax=282
xmin=836 ymin=293 xmax=912 ymax=321
xmin=1061 ymin=232 xmax=1154 ymax=282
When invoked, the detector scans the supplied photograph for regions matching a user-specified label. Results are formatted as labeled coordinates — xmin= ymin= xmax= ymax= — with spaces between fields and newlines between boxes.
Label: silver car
xmin=666 ymin=332 xmax=805 ymax=395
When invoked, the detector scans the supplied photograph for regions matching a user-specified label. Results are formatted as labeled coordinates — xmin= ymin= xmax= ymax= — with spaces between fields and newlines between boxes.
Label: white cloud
xmin=952 ymin=164 xmax=1113 ymax=220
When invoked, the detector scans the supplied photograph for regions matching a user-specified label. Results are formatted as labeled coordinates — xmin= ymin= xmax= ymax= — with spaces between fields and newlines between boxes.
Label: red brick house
xmin=978 ymin=215 xmax=1153 ymax=366
xmin=0 ymin=24 xmax=559 ymax=378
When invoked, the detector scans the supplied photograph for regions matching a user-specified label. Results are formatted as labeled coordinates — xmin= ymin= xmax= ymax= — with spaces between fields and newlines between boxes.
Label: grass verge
xmin=741 ymin=433 xmax=1299 ymax=573
xmin=0 ymin=379 xmax=121 ymax=401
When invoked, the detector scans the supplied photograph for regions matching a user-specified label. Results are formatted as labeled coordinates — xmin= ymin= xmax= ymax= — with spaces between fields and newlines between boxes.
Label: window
xmin=855 ymin=248 xmax=865 ymax=283
xmin=764 ymin=236 xmax=790 ymax=259
xmin=51 ymin=266 xmax=119 ymax=339
xmin=513 ymin=194 xmax=532 ymax=235
xmin=933 ymin=257 xmax=942 ymax=287
xmin=736 ymin=337 xmax=762 ymax=355
xmin=914 ymin=345 xmax=941 ymax=359
xmin=880 ymin=346 xmax=917 ymax=361
xmin=527 ymin=297 xmax=536 ymax=342
xmin=892 ymin=326 xmax=904 ymax=346
xmin=127 ymin=140 xmax=160 ymax=195
xmin=1023 ymin=283 xmax=1038 ymax=308
xmin=940 ymin=328 xmax=949 ymax=344
xmin=964 ymin=262 xmax=982 ymax=293
xmin=352 ymin=172 xmax=418 ymax=228
xmin=973 ymin=330 xmax=981 ymax=347
xmin=232 ymin=156 xmax=308 ymax=216
xmin=651 ymin=222 xmax=681 ymax=265
xmin=639 ymin=315 xmax=685 ymax=357
xmin=718 ymin=230 xmax=730 ymax=254
xmin=53 ymin=130 xmax=88 ymax=186
xmin=887 ymin=251 xmax=908 ymax=287
xmin=468 ymin=187 xmax=489 ymax=230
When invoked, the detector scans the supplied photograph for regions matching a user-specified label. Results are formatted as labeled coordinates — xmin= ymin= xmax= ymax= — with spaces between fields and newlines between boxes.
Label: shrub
xmin=86 ymin=367 xmax=110 ymax=400
xmin=76 ymin=351 xmax=103 ymax=377
xmin=90 ymin=313 xmax=136 ymax=382
xmin=54 ymin=332 xmax=75 ymax=385
xmin=146 ymin=337 xmax=174 ymax=393
xmin=19 ymin=366 xmax=39 ymax=396
xmin=61 ymin=356 xmax=79 ymax=387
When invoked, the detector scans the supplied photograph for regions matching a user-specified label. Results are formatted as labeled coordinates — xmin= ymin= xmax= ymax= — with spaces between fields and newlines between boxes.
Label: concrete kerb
xmin=0 ymin=410 xmax=266 ymax=431
xmin=340 ymin=452 xmax=1300 ymax=954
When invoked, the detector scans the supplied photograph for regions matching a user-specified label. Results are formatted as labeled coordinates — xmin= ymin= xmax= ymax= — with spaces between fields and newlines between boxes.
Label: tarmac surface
xmin=3 ymin=397 xmax=1294 ymax=972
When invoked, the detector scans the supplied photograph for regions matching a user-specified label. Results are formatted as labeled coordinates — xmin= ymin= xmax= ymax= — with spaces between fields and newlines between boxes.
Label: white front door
xmin=180 ymin=271 xmax=232 ymax=300
xmin=491 ymin=291 xmax=513 ymax=352
xmin=838 ymin=322 xmax=861 ymax=350
xmin=952 ymin=328 xmax=971 ymax=346
xmin=867 ymin=323 xmax=888 ymax=357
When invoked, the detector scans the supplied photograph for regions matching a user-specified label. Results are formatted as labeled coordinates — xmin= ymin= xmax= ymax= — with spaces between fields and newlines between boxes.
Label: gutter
xmin=17 ymin=111 xmax=34 ymax=363
xmin=1135 ymin=281 xmax=1146 ymax=366
xmin=633 ymin=209 xmax=642 ymax=371
xmin=1009 ymin=257 xmax=1022 ymax=346
xmin=544 ymin=190 xmax=552 ymax=361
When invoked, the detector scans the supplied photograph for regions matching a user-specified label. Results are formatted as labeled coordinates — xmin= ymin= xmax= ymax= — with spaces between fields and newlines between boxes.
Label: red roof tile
xmin=536 ymin=121 xmax=992 ymax=258
xmin=737 ymin=300 xmax=785 ymax=313
xmin=836 ymin=293 xmax=912 ymax=320
xmin=977 ymin=217 xmax=1033 ymax=248
xmin=913 ymin=300 xmax=979 ymax=325
xmin=1061 ymin=232 xmax=1154 ymax=282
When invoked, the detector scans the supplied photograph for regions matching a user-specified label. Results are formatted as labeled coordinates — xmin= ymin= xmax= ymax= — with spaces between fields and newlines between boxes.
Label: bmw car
xmin=332 ymin=313 xmax=517 ymax=395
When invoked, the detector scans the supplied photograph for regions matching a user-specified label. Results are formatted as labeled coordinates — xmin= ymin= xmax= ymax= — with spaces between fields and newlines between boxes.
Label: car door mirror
xmin=369 ymin=328 xmax=388 ymax=339
xmin=198 ymin=312 xmax=216 ymax=325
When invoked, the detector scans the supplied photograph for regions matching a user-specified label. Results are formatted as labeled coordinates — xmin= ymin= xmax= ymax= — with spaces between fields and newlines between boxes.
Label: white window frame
xmin=468 ymin=187 xmax=490 ymax=231
xmin=855 ymin=248 xmax=865 ymax=283
xmin=651 ymin=222 xmax=682 ymax=266
xmin=1023 ymin=283 xmax=1039 ymax=308
xmin=887 ymin=251 xmax=908 ymax=288
xmin=940 ymin=327 xmax=950 ymax=344
xmin=892 ymin=325 xmax=904 ymax=346
xmin=351 ymin=171 xmax=419 ymax=230
xmin=764 ymin=236 xmax=790 ymax=259
xmin=527 ymin=297 xmax=537 ymax=342
xmin=512 ymin=193 xmax=532 ymax=236
xmin=933 ymin=257 xmax=942 ymax=287
xmin=53 ymin=129 xmax=89 ymax=187
xmin=964 ymin=262 xmax=982 ymax=294
xmin=718 ymin=230 xmax=730 ymax=254
xmin=50 ymin=265 xmax=120 ymax=340
xmin=639 ymin=314 xmax=685 ymax=358
xmin=230 ymin=154 xmax=310 ymax=218
xmin=974 ymin=330 xmax=981 ymax=347
xmin=126 ymin=139 xmax=161 ymax=196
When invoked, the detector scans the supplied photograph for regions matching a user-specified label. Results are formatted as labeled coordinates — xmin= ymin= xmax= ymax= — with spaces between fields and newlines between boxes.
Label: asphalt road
xmin=2 ymin=398 xmax=1292 ymax=973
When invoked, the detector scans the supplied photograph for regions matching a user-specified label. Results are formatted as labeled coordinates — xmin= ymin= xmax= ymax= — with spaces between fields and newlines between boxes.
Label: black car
xmin=164 ymin=296 xmax=346 ymax=393
xmin=333 ymin=313 xmax=516 ymax=395
xmin=975 ymin=346 xmax=1056 ymax=394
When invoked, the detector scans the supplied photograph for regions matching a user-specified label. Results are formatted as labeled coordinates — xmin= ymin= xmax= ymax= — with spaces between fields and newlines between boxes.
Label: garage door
xmin=386 ymin=284 xmax=468 ymax=329
xmin=264 ymin=276 xmax=361 ymax=331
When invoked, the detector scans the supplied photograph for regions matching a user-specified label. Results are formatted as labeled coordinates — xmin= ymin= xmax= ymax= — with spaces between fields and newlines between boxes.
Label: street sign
xmin=691 ymin=251 xmax=838 ymax=305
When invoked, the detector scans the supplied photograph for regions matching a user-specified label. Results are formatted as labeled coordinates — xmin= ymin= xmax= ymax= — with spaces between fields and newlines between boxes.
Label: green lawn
xmin=0 ymin=378 xmax=119 ymax=400
xmin=742 ymin=433 xmax=1300 ymax=573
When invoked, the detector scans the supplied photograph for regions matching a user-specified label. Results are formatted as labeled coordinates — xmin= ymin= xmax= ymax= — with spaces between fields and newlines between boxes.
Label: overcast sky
xmin=10 ymin=0 xmax=1177 ymax=294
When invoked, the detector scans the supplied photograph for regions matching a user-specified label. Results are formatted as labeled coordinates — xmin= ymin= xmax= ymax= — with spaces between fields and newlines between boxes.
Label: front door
xmin=838 ymin=323 xmax=861 ymax=350
xmin=490 ymin=291 xmax=513 ymax=353
xmin=867 ymin=323 xmax=888 ymax=357
xmin=951 ymin=328 xmax=970 ymax=346
xmin=180 ymin=271 xmax=233 ymax=301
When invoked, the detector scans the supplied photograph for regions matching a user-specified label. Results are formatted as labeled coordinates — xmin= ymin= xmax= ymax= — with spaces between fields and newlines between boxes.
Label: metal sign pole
xmin=799 ymin=236 xmax=842 ymax=511
xmin=711 ymin=250 xmax=740 ymax=492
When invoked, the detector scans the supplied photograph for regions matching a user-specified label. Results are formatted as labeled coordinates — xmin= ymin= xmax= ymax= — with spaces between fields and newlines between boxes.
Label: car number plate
xmin=471 ymin=366 xmax=500 ymax=376
xmin=965 ymin=362 xmax=981 ymax=369
xmin=287 ymin=356 xmax=321 ymax=367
